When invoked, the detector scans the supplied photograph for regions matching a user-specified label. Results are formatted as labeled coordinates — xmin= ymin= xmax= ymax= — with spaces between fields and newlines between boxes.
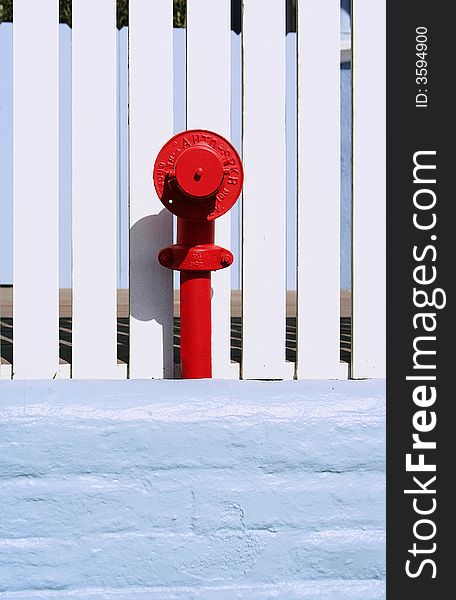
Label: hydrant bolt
xmin=221 ymin=252 xmax=232 ymax=268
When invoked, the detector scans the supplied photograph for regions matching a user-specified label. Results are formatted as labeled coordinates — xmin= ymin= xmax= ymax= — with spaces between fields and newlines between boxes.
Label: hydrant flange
xmin=158 ymin=244 xmax=234 ymax=272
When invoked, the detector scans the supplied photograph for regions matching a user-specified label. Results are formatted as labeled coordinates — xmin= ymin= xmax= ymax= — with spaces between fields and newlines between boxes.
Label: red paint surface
xmin=178 ymin=220 xmax=214 ymax=379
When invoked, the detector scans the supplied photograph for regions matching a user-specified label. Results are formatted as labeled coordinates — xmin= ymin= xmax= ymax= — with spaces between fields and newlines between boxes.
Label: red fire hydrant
xmin=153 ymin=130 xmax=243 ymax=379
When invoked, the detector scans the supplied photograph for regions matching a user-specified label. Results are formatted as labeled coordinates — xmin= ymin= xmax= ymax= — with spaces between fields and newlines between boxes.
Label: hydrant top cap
xmin=153 ymin=129 xmax=243 ymax=222
xmin=175 ymin=146 xmax=224 ymax=199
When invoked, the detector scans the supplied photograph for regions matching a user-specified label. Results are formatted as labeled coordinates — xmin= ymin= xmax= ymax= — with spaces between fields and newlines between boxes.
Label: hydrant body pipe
xmin=178 ymin=220 xmax=214 ymax=379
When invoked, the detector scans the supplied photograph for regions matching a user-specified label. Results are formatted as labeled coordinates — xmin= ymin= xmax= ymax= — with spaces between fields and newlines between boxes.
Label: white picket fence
xmin=0 ymin=0 xmax=385 ymax=381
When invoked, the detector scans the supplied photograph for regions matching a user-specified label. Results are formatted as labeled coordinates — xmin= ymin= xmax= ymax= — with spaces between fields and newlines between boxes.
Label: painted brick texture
xmin=0 ymin=379 xmax=385 ymax=598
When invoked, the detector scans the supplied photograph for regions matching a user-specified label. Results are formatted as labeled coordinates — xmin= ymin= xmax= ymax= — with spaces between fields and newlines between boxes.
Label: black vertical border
xmin=388 ymin=1 xmax=452 ymax=597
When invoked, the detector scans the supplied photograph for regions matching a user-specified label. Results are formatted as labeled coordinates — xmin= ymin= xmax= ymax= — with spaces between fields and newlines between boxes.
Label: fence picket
xmin=296 ymin=0 xmax=348 ymax=379
xmin=352 ymin=0 xmax=386 ymax=378
xmin=12 ymin=0 xmax=59 ymax=379
xmin=0 ymin=24 xmax=13 ymax=379
xmin=128 ymin=0 xmax=174 ymax=379
xmin=72 ymin=0 xmax=121 ymax=378
xmin=186 ymin=0 xmax=238 ymax=378
xmin=241 ymin=0 xmax=293 ymax=379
